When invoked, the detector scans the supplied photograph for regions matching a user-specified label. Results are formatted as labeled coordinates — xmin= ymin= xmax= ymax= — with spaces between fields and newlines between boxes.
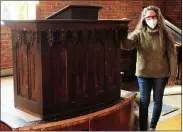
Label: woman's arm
xmin=120 ymin=31 xmax=139 ymax=50
xmin=167 ymin=40 xmax=178 ymax=83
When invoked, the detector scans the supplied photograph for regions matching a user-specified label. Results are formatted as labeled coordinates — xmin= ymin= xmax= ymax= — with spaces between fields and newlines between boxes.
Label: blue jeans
xmin=137 ymin=77 xmax=168 ymax=131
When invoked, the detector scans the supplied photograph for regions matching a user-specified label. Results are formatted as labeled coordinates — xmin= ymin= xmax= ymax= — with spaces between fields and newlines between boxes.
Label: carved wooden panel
xmin=16 ymin=30 xmax=39 ymax=101
xmin=28 ymin=31 xmax=39 ymax=101
xmin=75 ymin=31 xmax=88 ymax=97
xmin=87 ymin=30 xmax=105 ymax=95
xmin=16 ymin=31 xmax=28 ymax=97
xmin=104 ymin=29 xmax=118 ymax=90
xmin=66 ymin=31 xmax=77 ymax=102
xmin=50 ymin=31 xmax=68 ymax=102
xmin=87 ymin=30 xmax=96 ymax=95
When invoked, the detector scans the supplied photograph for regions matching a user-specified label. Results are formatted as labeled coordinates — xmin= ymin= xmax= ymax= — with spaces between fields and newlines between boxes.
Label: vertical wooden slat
xmin=75 ymin=31 xmax=88 ymax=96
xmin=67 ymin=31 xmax=77 ymax=102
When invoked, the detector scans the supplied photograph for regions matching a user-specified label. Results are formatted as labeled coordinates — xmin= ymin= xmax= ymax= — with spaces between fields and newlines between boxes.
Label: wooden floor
xmin=156 ymin=113 xmax=182 ymax=131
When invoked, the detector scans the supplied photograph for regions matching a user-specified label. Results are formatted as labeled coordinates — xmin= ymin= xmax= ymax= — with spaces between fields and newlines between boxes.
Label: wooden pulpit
xmin=3 ymin=5 xmax=130 ymax=120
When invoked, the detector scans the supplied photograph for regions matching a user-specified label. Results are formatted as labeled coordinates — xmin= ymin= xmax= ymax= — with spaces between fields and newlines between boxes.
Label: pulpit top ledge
xmin=3 ymin=5 xmax=130 ymax=30
xmin=2 ymin=19 xmax=131 ymax=31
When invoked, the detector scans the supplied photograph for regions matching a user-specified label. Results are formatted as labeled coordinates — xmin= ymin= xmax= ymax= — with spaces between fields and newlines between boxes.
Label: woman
xmin=121 ymin=5 xmax=177 ymax=131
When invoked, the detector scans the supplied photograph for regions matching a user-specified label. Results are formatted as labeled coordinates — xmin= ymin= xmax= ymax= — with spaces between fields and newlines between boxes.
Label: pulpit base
xmin=1 ymin=90 xmax=136 ymax=131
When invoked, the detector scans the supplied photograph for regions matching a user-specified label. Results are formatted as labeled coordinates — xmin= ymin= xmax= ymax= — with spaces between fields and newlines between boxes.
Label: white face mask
xmin=145 ymin=19 xmax=158 ymax=29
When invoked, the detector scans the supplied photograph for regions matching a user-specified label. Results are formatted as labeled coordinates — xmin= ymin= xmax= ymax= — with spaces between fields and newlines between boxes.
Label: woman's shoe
xmin=149 ymin=128 xmax=155 ymax=131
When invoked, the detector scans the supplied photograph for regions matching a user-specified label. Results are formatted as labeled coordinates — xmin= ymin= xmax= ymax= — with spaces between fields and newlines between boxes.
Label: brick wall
xmin=164 ymin=0 xmax=182 ymax=29
xmin=1 ymin=26 xmax=12 ymax=69
xmin=1 ymin=0 xmax=182 ymax=70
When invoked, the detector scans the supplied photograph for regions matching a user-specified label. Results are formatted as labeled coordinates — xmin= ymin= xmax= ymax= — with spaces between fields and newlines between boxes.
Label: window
xmin=1 ymin=1 xmax=39 ymax=24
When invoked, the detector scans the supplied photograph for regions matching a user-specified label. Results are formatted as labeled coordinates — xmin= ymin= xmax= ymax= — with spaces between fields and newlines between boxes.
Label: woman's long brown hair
xmin=134 ymin=5 xmax=176 ymax=52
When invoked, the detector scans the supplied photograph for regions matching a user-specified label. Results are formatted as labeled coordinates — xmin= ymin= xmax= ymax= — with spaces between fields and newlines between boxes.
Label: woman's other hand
xmin=168 ymin=81 xmax=175 ymax=86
